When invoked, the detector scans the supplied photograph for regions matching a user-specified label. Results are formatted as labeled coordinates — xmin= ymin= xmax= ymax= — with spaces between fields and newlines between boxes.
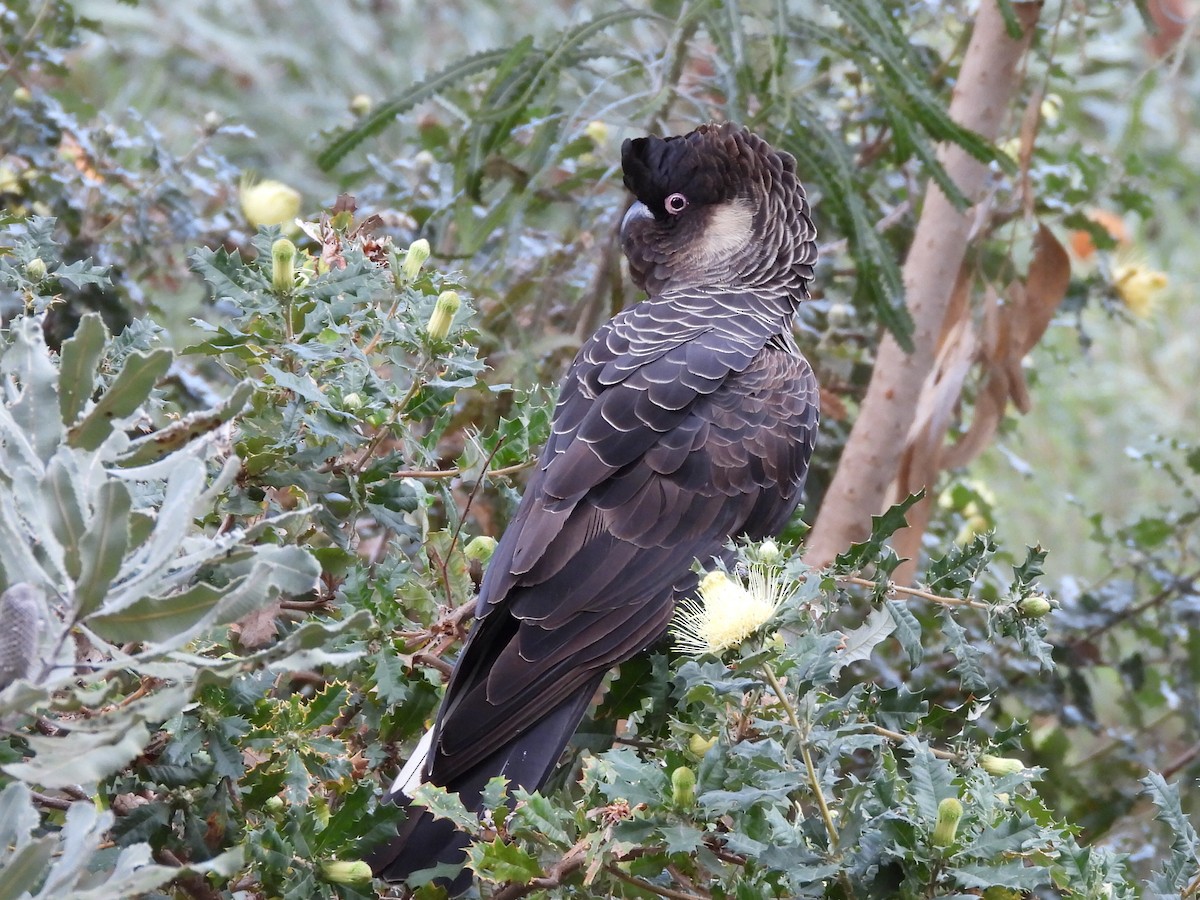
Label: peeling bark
xmin=806 ymin=0 xmax=1044 ymax=567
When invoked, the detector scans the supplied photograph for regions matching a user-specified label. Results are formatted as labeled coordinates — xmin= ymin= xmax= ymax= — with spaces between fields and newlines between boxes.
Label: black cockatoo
xmin=368 ymin=122 xmax=820 ymax=890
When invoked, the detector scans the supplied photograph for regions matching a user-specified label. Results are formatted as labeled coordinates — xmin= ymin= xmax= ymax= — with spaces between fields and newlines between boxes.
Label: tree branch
xmin=806 ymin=0 xmax=1043 ymax=566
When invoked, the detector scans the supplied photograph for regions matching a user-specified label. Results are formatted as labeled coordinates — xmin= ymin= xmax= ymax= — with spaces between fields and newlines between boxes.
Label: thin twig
xmin=603 ymin=863 xmax=710 ymax=900
xmin=391 ymin=458 xmax=535 ymax=481
xmin=870 ymin=725 xmax=959 ymax=762
xmin=838 ymin=575 xmax=992 ymax=611
xmin=760 ymin=665 xmax=838 ymax=851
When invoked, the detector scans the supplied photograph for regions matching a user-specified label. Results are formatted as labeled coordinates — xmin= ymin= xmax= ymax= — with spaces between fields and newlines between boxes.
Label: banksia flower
xmin=401 ymin=238 xmax=431 ymax=282
xmin=672 ymin=566 xmax=787 ymax=656
xmin=1112 ymin=261 xmax=1168 ymax=318
xmin=0 ymin=584 xmax=44 ymax=690
xmin=670 ymin=766 xmax=696 ymax=807
xmin=979 ymin=754 xmax=1025 ymax=777
xmin=931 ymin=797 xmax=964 ymax=848
xmin=464 ymin=535 xmax=497 ymax=564
xmin=319 ymin=860 xmax=373 ymax=885
xmin=426 ymin=290 xmax=460 ymax=341
xmin=688 ymin=733 xmax=718 ymax=758
xmin=271 ymin=238 xmax=296 ymax=296
xmin=1018 ymin=594 xmax=1052 ymax=618
xmin=240 ymin=177 xmax=301 ymax=230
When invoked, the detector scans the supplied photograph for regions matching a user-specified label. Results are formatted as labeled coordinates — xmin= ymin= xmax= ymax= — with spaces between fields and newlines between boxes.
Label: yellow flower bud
xmin=349 ymin=93 xmax=373 ymax=117
xmin=758 ymin=539 xmax=781 ymax=563
xmin=584 ymin=120 xmax=609 ymax=146
xmin=12 ymin=86 xmax=31 ymax=105
xmin=271 ymin=238 xmax=296 ymax=296
xmin=402 ymin=238 xmax=431 ymax=281
xmin=1113 ymin=262 xmax=1168 ymax=318
xmin=464 ymin=535 xmax=498 ymax=564
xmin=341 ymin=392 xmax=364 ymax=411
xmin=688 ymin=733 xmax=718 ymax=758
xmin=670 ymin=766 xmax=696 ymax=807
xmin=426 ymin=290 xmax=461 ymax=341
xmin=1018 ymin=594 xmax=1052 ymax=618
xmin=240 ymin=178 xmax=301 ymax=230
xmin=1040 ymin=93 xmax=1063 ymax=125
xmin=25 ymin=257 xmax=47 ymax=281
xmin=932 ymin=797 xmax=964 ymax=848
xmin=979 ymin=754 xmax=1025 ymax=777
xmin=319 ymin=859 xmax=373 ymax=885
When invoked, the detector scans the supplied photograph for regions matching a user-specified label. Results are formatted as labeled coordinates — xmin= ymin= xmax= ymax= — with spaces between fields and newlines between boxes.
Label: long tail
xmin=368 ymin=677 xmax=604 ymax=891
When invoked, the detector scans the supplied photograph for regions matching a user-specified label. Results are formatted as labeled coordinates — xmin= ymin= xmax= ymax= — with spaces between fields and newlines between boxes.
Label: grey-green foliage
xmin=0 ymin=255 xmax=362 ymax=891
xmin=0 ymin=781 xmax=242 ymax=900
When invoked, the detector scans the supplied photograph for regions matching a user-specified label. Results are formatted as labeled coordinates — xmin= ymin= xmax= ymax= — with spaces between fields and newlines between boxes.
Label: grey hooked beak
xmin=621 ymin=200 xmax=651 ymax=239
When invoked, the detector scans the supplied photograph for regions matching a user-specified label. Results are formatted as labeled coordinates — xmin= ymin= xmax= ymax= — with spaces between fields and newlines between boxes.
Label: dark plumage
xmin=368 ymin=122 xmax=819 ymax=891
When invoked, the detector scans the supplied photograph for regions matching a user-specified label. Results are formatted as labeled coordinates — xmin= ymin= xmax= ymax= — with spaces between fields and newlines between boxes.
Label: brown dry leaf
xmin=231 ymin=597 xmax=283 ymax=649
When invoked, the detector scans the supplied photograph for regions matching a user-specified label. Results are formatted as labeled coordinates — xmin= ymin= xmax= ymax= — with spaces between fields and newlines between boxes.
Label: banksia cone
xmin=0 ymin=584 xmax=44 ymax=690
xmin=932 ymin=797 xmax=964 ymax=848
xmin=241 ymin=178 xmax=301 ymax=230
xmin=401 ymin=238 xmax=431 ymax=282
xmin=426 ymin=290 xmax=460 ymax=341
xmin=979 ymin=754 xmax=1025 ymax=776
xmin=271 ymin=238 xmax=296 ymax=296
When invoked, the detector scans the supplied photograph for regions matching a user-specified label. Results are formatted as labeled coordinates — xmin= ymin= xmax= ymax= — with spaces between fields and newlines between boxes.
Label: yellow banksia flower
xmin=271 ymin=238 xmax=296 ymax=296
xmin=932 ymin=797 xmax=964 ymax=848
xmin=319 ymin=860 xmax=372 ymax=885
xmin=1112 ymin=261 xmax=1168 ymax=318
xmin=671 ymin=766 xmax=696 ymax=807
xmin=240 ymin=177 xmax=301 ymax=230
xmin=979 ymin=754 xmax=1025 ymax=777
xmin=426 ymin=290 xmax=461 ymax=341
xmin=585 ymin=120 xmax=609 ymax=146
xmin=672 ymin=566 xmax=786 ymax=656
xmin=401 ymin=238 xmax=431 ymax=281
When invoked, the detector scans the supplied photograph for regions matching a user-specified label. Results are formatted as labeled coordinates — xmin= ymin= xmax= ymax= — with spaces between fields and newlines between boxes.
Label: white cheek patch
xmin=695 ymin=199 xmax=754 ymax=262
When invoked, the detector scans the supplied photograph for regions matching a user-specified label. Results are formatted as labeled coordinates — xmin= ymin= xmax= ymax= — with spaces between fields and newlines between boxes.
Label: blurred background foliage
xmin=2 ymin=0 xmax=1199 ymax=896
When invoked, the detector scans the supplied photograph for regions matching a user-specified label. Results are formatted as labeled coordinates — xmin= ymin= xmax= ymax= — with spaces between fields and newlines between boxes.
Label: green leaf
xmin=44 ymin=453 xmax=86 ymax=581
xmin=57 ymin=313 xmax=107 ymax=427
xmin=0 ymin=836 xmax=55 ymax=900
xmin=1143 ymin=771 xmax=1200 ymax=891
xmin=73 ymin=480 xmax=132 ymax=616
xmin=119 ymin=381 xmax=255 ymax=467
xmin=831 ymin=606 xmax=895 ymax=677
xmin=907 ymin=743 xmax=956 ymax=825
xmin=951 ymin=858 xmax=1052 ymax=890
xmin=67 ymin=348 xmax=172 ymax=451
xmin=467 ymin=838 xmax=541 ymax=884
xmin=886 ymin=600 xmax=923 ymax=669
xmin=4 ymin=721 xmax=152 ymax=789
xmin=409 ymin=783 xmax=478 ymax=831
xmin=3 ymin=316 xmax=61 ymax=463
xmin=834 ymin=492 xmax=923 ymax=572
xmin=940 ymin=610 xmax=988 ymax=694
xmin=509 ymin=790 xmax=571 ymax=847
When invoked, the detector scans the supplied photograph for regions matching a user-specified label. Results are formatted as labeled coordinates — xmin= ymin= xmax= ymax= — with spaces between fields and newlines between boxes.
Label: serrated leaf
xmin=410 ymin=783 xmax=478 ymax=830
xmin=887 ymin=600 xmax=923 ymax=669
xmin=907 ymin=744 xmax=956 ymax=825
xmin=831 ymin=606 xmax=895 ymax=677
xmin=834 ymin=493 xmax=923 ymax=572
xmin=940 ymin=610 xmax=988 ymax=694
xmin=302 ymin=682 xmax=349 ymax=730
xmin=950 ymin=858 xmax=1052 ymax=890
xmin=67 ymin=348 xmax=172 ymax=451
xmin=510 ymin=790 xmax=571 ymax=847
xmin=57 ymin=313 xmax=107 ymax=427
xmin=1143 ymin=771 xmax=1200 ymax=891
xmin=467 ymin=837 xmax=541 ymax=884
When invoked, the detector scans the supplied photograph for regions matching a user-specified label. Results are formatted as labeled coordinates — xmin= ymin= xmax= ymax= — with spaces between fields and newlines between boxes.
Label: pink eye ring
xmin=664 ymin=192 xmax=688 ymax=214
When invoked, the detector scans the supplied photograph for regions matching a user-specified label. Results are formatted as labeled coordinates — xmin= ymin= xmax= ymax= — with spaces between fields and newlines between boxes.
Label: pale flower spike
xmin=672 ymin=565 xmax=787 ymax=656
